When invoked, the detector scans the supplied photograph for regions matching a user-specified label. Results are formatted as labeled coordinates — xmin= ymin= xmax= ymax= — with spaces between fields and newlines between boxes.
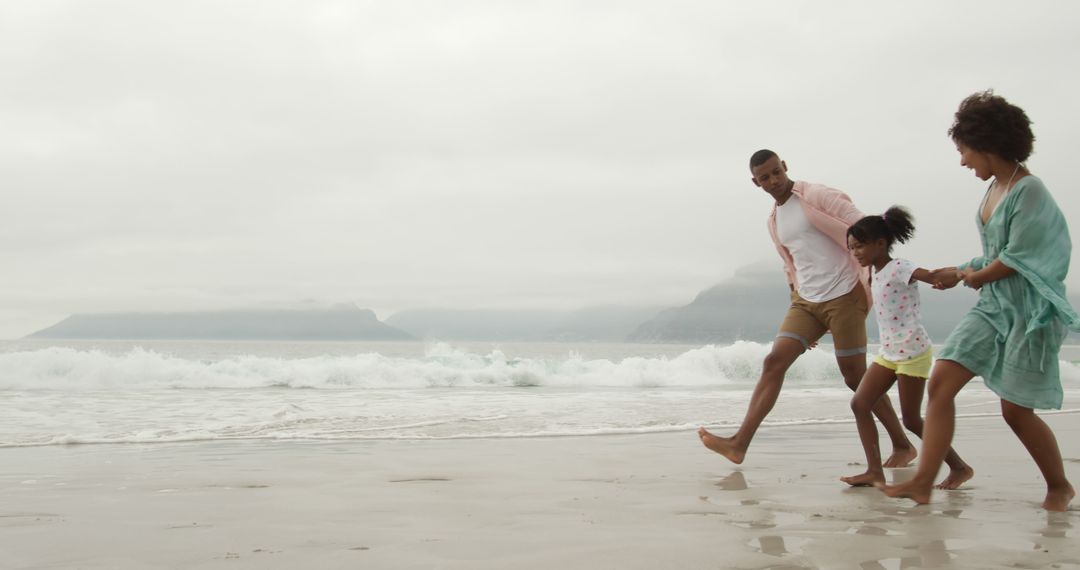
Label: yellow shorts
xmin=872 ymin=348 xmax=933 ymax=379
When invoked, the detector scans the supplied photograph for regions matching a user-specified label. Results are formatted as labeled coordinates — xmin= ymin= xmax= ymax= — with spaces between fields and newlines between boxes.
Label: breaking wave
xmin=0 ymin=341 xmax=849 ymax=390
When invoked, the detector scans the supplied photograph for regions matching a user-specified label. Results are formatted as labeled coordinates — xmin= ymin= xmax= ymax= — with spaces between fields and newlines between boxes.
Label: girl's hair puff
xmin=847 ymin=206 xmax=915 ymax=252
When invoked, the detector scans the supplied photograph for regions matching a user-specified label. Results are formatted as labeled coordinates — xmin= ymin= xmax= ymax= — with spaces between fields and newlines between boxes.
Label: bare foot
xmin=878 ymin=477 xmax=932 ymax=505
xmin=1043 ymin=484 xmax=1076 ymax=512
xmin=935 ymin=465 xmax=975 ymax=490
xmin=698 ymin=427 xmax=745 ymax=464
xmin=840 ymin=471 xmax=885 ymax=487
xmin=883 ymin=447 xmax=917 ymax=468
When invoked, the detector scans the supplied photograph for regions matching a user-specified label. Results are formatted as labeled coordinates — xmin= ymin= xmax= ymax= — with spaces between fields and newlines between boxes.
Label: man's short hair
xmin=749 ymin=149 xmax=778 ymax=170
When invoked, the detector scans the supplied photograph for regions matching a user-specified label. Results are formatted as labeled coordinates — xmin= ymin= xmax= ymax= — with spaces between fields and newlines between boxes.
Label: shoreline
xmin=2 ymin=416 xmax=1078 ymax=569
xmin=5 ymin=406 xmax=1080 ymax=451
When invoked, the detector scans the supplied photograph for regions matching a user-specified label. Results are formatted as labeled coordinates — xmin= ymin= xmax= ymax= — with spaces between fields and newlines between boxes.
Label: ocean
xmin=2 ymin=339 xmax=1078 ymax=448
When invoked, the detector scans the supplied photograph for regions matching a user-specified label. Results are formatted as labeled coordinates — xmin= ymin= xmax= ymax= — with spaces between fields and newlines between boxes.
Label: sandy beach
xmin=2 ymin=414 xmax=1078 ymax=570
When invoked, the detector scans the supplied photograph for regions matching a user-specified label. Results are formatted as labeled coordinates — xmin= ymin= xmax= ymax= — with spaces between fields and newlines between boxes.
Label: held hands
xmin=929 ymin=266 xmax=984 ymax=290
xmin=929 ymin=267 xmax=962 ymax=290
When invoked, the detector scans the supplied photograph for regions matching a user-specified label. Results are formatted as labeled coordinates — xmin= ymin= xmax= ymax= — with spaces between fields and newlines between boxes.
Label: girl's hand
xmin=930 ymin=267 xmax=962 ymax=290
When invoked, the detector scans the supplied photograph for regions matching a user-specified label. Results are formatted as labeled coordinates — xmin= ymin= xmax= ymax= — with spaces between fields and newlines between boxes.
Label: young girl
xmin=841 ymin=207 xmax=974 ymax=489
xmin=883 ymin=91 xmax=1078 ymax=511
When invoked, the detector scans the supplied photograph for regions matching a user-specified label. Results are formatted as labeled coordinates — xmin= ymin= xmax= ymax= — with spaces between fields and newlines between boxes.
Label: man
xmin=698 ymin=149 xmax=914 ymax=466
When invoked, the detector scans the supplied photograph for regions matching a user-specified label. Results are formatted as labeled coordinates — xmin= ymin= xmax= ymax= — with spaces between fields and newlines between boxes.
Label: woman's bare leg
xmin=895 ymin=374 xmax=974 ymax=489
xmin=1000 ymin=400 xmax=1075 ymax=511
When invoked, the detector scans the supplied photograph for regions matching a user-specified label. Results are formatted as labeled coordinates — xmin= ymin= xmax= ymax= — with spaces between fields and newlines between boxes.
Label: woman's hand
xmin=961 ymin=267 xmax=984 ymax=290
xmin=930 ymin=267 xmax=962 ymax=290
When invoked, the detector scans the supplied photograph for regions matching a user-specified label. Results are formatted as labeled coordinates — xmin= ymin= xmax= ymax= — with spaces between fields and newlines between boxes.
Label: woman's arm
xmin=961 ymin=258 xmax=1016 ymax=289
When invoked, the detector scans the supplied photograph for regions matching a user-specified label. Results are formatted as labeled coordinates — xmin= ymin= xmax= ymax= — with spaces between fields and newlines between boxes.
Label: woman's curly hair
xmin=948 ymin=90 xmax=1034 ymax=163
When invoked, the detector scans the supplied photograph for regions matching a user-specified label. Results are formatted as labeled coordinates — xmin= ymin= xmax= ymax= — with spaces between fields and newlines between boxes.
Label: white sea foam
xmin=1061 ymin=359 xmax=1080 ymax=383
xmin=0 ymin=341 xmax=846 ymax=391
xmin=1 ymin=341 xmax=1077 ymax=448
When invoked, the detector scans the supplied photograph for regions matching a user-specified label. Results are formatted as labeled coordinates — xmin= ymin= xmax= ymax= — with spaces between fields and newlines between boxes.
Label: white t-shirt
xmin=775 ymin=195 xmax=858 ymax=302
xmin=872 ymin=258 xmax=932 ymax=361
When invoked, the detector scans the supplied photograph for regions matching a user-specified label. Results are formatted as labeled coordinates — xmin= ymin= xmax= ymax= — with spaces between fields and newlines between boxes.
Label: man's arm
xmin=803 ymin=183 xmax=864 ymax=225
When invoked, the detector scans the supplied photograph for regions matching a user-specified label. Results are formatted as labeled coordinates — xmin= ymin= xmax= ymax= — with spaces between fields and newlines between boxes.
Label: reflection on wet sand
xmin=749 ymin=535 xmax=810 ymax=557
xmin=715 ymin=470 xmax=748 ymax=491
xmin=860 ymin=557 xmax=922 ymax=570
xmin=695 ymin=417 xmax=1080 ymax=569
xmin=1041 ymin=511 xmax=1072 ymax=539
xmin=730 ymin=514 xmax=805 ymax=530
xmin=862 ymin=541 xmax=955 ymax=569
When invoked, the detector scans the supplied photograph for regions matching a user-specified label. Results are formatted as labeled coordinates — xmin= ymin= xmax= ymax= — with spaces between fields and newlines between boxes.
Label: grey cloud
xmin=2 ymin=1 xmax=1079 ymax=338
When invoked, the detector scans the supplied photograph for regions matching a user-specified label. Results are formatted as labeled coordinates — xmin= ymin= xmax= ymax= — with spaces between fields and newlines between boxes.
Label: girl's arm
xmin=961 ymin=258 xmax=1016 ymax=289
xmin=909 ymin=267 xmax=935 ymax=285
xmin=921 ymin=267 xmax=962 ymax=289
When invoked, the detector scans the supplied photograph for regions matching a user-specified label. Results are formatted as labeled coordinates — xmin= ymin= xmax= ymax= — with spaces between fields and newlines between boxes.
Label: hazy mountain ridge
xmin=629 ymin=265 xmax=1080 ymax=344
xmin=626 ymin=266 xmax=792 ymax=343
xmin=384 ymin=306 xmax=663 ymax=341
xmin=26 ymin=268 xmax=1080 ymax=343
xmin=29 ymin=307 xmax=415 ymax=341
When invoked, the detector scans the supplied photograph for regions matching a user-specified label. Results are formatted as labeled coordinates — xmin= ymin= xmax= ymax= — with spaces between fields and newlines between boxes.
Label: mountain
xmin=27 ymin=306 xmax=415 ymax=341
xmin=626 ymin=264 xmax=792 ymax=343
xmin=385 ymin=309 xmax=565 ymax=341
xmin=26 ymin=273 xmax=1078 ymax=344
xmin=543 ymin=305 xmax=665 ymax=341
xmin=623 ymin=263 xmax=1062 ymax=344
xmin=385 ymin=306 xmax=663 ymax=341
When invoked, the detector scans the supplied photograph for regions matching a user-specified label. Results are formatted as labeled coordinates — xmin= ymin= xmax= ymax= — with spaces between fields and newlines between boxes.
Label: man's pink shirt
xmin=766 ymin=181 xmax=872 ymax=306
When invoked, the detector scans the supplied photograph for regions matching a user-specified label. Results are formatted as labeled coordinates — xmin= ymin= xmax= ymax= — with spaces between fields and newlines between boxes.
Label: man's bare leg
xmin=698 ymin=337 xmax=805 ymax=463
xmin=1000 ymin=400 xmax=1075 ymax=512
xmin=881 ymin=360 xmax=974 ymax=504
xmin=836 ymin=354 xmax=915 ymax=467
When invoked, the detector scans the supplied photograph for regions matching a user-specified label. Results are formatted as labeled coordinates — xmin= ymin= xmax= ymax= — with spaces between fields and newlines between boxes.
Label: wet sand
xmin=1 ymin=415 xmax=1078 ymax=569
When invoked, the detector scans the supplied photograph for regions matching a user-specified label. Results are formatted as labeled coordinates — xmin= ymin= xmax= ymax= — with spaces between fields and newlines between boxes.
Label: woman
xmin=882 ymin=90 xmax=1079 ymax=511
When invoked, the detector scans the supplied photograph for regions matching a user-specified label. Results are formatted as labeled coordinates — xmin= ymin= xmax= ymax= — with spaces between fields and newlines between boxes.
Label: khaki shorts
xmin=777 ymin=282 xmax=868 ymax=357
xmin=872 ymin=348 xmax=933 ymax=379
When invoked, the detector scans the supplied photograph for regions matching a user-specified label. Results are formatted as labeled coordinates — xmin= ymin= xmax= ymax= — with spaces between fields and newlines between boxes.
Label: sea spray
xmin=0 ymin=342 xmax=848 ymax=391
xmin=1 ymin=341 xmax=1076 ymax=447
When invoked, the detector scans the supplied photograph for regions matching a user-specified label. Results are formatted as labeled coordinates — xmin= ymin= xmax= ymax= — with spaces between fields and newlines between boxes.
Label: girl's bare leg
xmin=841 ymin=363 xmax=897 ymax=486
xmin=1000 ymin=400 xmax=1075 ymax=511
xmin=836 ymin=354 xmax=915 ymax=467
xmin=880 ymin=360 xmax=974 ymax=504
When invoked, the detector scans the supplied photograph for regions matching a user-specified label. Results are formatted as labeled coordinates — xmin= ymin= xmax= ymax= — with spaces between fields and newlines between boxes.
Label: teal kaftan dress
xmin=937 ymin=175 xmax=1080 ymax=409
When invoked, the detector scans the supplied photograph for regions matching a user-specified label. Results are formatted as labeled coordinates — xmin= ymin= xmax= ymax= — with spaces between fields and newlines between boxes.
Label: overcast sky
xmin=3 ymin=1 xmax=1079 ymax=338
